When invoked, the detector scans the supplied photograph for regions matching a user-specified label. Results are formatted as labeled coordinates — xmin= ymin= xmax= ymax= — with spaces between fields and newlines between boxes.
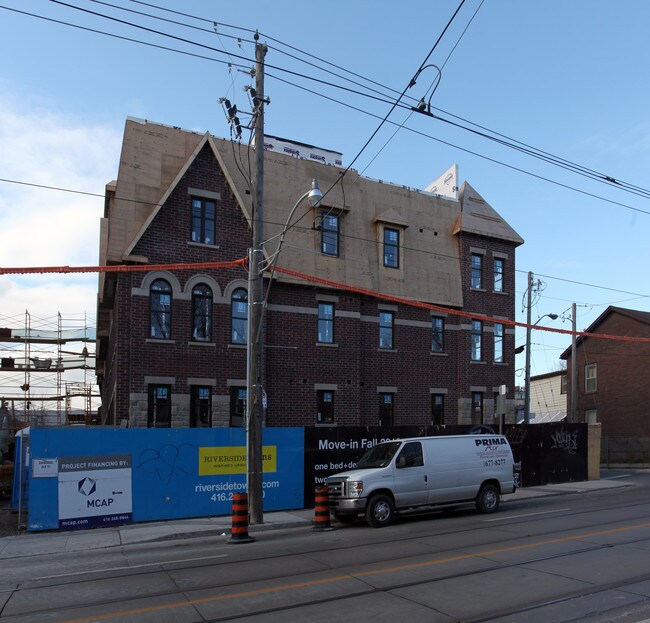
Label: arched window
xmin=192 ymin=284 xmax=212 ymax=341
xmin=150 ymin=279 xmax=172 ymax=339
xmin=231 ymin=288 xmax=248 ymax=344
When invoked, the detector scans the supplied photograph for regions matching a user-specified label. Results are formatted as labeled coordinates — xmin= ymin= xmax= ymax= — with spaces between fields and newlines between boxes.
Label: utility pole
xmin=570 ymin=302 xmax=577 ymax=423
xmin=247 ymin=33 xmax=267 ymax=525
xmin=523 ymin=271 xmax=533 ymax=425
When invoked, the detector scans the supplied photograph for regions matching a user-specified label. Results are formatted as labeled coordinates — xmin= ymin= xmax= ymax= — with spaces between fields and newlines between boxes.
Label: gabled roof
xmin=560 ymin=305 xmax=650 ymax=359
xmin=453 ymin=182 xmax=524 ymax=245
xmin=104 ymin=118 xmax=524 ymax=307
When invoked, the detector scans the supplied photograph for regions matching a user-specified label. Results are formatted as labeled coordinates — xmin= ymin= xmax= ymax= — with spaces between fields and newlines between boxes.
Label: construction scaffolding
xmin=0 ymin=311 xmax=98 ymax=433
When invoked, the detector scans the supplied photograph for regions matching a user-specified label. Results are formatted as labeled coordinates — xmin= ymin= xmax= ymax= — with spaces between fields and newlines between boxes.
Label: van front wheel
xmin=366 ymin=494 xmax=394 ymax=528
xmin=476 ymin=484 xmax=500 ymax=513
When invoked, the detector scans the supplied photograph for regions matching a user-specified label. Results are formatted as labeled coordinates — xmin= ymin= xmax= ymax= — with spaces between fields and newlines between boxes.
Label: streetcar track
xmin=6 ymin=520 xmax=650 ymax=623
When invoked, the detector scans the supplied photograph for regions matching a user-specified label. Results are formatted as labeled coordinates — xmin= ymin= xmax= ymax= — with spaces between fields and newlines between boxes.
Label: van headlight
xmin=347 ymin=481 xmax=363 ymax=497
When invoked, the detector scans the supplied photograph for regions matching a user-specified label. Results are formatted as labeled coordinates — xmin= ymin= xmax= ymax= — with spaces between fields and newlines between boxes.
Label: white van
xmin=326 ymin=435 xmax=517 ymax=527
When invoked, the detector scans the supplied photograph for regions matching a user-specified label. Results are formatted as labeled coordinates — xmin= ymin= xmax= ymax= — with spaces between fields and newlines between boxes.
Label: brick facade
xmin=98 ymin=121 xmax=523 ymax=429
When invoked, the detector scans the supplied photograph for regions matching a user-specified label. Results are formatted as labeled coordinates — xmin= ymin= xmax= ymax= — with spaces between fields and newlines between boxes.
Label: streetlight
xmin=518 ymin=312 xmax=558 ymax=424
xmin=246 ymin=178 xmax=323 ymax=524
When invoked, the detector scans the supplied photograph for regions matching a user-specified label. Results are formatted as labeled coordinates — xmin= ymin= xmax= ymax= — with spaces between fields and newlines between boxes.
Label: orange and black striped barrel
xmin=312 ymin=486 xmax=335 ymax=531
xmin=228 ymin=492 xmax=255 ymax=543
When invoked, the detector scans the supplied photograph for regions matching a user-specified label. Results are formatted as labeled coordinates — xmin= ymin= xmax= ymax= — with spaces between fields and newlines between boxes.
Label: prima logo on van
xmin=474 ymin=438 xmax=508 ymax=447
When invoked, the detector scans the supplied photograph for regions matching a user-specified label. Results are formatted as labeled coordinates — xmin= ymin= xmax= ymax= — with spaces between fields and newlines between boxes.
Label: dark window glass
xmin=472 ymin=392 xmax=484 ymax=424
xmin=494 ymin=257 xmax=504 ymax=292
xmin=379 ymin=311 xmax=394 ymax=349
xmin=396 ymin=442 xmax=423 ymax=468
xmin=192 ymin=284 xmax=212 ymax=342
xmin=321 ymin=214 xmax=339 ymax=256
xmin=147 ymin=385 xmax=171 ymax=428
xmin=471 ymin=253 xmax=482 ymax=289
xmin=383 ymin=228 xmax=399 ymax=268
xmin=432 ymin=316 xmax=444 ymax=352
xmin=471 ymin=320 xmax=482 ymax=361
xmin=191 ymin=197 xmax=216 ymax=245
xmin=230 ymin=387 xmax=247 ymax=427
xmin=431 ymin=394 xmax=444 ymax=425
xmin=190 ymin=386 xmax=212 ymax=427
xmin=494 ymin=323 xmax=504 ymax=363
xmin=317 ymin=390 xmax=334 ymax=424
xmin=379 ymin=393 xmax=394 ymax=427
xmin=318 ymin=303 xmax=334 ymax=343
xmin=231 ymin=288 xmax=248 ymax=344
xmin=150 ymin=279 xmax=172 ymax=339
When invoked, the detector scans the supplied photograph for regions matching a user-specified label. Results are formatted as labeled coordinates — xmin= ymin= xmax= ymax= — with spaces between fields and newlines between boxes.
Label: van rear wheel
xmin=366 ymin=494 xmax=394 ymax=528
xmin=476 ymin=484 xmax=500 ymax=513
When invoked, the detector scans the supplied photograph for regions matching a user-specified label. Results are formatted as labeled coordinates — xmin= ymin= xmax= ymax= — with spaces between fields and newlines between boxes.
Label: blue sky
xmin=1 ymin=0 xmax=649 ymax=389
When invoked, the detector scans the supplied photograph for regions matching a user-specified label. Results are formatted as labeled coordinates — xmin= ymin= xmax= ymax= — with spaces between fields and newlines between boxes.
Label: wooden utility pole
xmin=247 ymin=33 xmax=267 ymax=525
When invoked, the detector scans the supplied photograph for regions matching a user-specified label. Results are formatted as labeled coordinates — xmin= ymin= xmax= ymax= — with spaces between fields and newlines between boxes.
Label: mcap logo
xmin=78 ymin=477 xmax=97 ymax=496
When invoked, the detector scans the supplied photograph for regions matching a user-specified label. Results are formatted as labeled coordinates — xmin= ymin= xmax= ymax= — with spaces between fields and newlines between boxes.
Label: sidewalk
xmin=0 ymin=478 xmax=634 ymax=560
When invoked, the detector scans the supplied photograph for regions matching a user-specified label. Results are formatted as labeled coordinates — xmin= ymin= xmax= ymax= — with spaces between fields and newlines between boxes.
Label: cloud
xmin=0 ymin=93 xmax=121 ymax=321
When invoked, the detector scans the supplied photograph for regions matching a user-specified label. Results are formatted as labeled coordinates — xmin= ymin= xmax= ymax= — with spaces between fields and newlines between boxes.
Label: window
xmin=396 ymin=442 xmax=423 ymax=468
xmin=230 ymin=387 xmax=246 ymax=427
xmin=321 ymin=214 xmax=339 ymax=256
xmin=147 ymin=385 xmax=171 ymax=428
xmin=560 ymin=374 xmax=567 ymax=394
xmin=317 ymin=390 xmax=334 ymax=424
xmin=432 ymin=316 xmax=444 ymax=353
xmin=191 ymin=197 xmax=216 ymax=244
xmin=190 ymin=386 xmax=212 ymax=427
xmin=379 ymin=311 xmax=394 ymax=349
xmin=383 ymin=228 xmax=399 ymax=268
xmin=231 ymin=288 xmax=248 ymax=344
xmin=472 ymin=392 xmax=484 ymax=424
xmin=494 ymin=323 xmax=504 ymax=363
xmin=585 ymin=363 xmax=597 ymax=393
xmin=192 ymin=284 xmax=212 ymax=342
xmin=585 ymin=409 xmax=598 ymax=424
xmin=431 ymin=394 xmax=444 ymax=425
xmin=379 ymin=393 xmax=394 ymax=427
xmin=150 ymin=279 xmax=172 ymax=339
xmin=494 ymin=257 xmax=504 ymax=292
xmin=318 ymin=303 xmax=334 ymax=343
xmin=471 ymin=253 xmax=482 ymax=289
xmin=471 ymin=320 xmax=482 ymax=361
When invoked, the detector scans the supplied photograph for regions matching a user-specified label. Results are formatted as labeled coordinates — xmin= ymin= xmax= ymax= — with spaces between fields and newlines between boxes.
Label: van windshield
xmin=356 ymin=442 xmax=401 ymax=468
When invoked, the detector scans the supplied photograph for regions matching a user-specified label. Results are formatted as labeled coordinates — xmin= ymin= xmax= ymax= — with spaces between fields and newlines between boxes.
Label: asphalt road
xmin=1 ymin=469 xmax=650 ymax=623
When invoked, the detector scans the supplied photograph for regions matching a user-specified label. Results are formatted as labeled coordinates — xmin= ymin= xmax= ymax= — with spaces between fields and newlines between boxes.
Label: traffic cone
xmin=227 ymin=492 xmax=255 ymax=543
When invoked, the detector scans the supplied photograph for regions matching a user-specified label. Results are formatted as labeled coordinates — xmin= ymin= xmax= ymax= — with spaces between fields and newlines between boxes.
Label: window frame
xmin=317 ymin=390 xmax=335 ymax=424
xmin=471 ymin=253 xmax=483 ymax=289
xmin=471 ymin=320 xmax=482 ymax=361
xmin=147 ymin=384 xmax=171 ymax=428
xmin=379 ymin=310 xmax=395 ymax=350
xmin=494 ymin=257 xmax=504 ymax=292
xmin=560 ymin=374 xmax=568 ymax=394
xmin=231 ymin=288 xmax=248 ymax=345
xmin=493 ymin=323 xmax=504 ymax=363
xmin=320 ymin=213 xmax=340 ymax=257
xmin=383 ymin=227 xmax=400 ymax=268
xmin=431 ymin=394 xmax=444 ymax=425
xmin=229 ymin=386 xmax=247 ymax=427
xmin=379 ymin=392 xmax=394 ymax=427
xmin=317 ymin=302 xmax=335 ymax=344
xmin=150 ymin=279 xmax=172 ymax=340
xmin=585 ymin=363 xmax=597 ymax=393
xmin=190 ymin=386 xmax=212 ymax=427
xmin=432 ymin=316 xmax=445 ymax=353
xmin=191 ymin=283 xmax=213 ymax=342
xmin=191 ymin=196 xmax=216 ymax=245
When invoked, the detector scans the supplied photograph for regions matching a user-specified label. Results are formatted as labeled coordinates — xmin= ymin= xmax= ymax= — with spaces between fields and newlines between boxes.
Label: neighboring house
xmin=96 ymin=118 xmax=524 ymax=429
xmin=528 ymin=370 xmax=567 ymax=423
xmin=560 ymin=306 xmax=650 ymax=438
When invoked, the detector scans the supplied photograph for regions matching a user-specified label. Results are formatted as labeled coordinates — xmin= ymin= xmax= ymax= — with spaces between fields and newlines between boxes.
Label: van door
xmin=393 ymin=441 xmax=429 ymax=507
